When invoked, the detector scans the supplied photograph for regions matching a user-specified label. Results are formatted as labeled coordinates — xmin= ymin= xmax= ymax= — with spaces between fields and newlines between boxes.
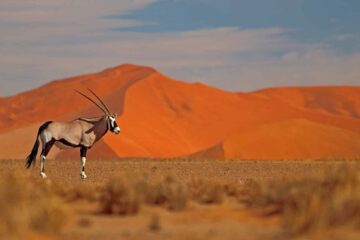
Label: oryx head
xmin=75 ymin=88 xmax=121 ymax=135
xmin=107 ymin=114 xmax=120 ymax=134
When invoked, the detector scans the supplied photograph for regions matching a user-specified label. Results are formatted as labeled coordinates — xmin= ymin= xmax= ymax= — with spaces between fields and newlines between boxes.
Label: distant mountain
xmin=0 ymin=64 xmax=359 ymax=160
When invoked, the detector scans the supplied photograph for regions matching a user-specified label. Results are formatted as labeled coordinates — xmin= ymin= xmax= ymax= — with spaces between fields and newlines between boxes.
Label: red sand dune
xmin=0 ymin=64 xmax=359 ymax=160
xmin=254 ymin=87 xmax=360 ymax=118
xmin=194 ymin=119 xmax=360 ymax=160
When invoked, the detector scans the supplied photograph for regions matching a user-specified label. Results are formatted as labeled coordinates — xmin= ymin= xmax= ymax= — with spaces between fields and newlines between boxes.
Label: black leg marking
xmin=80 ymin=146 xmax=88 ymax=158
xmin=80 ymin=146 xmax=88 ymax=179
xmin=40 ymin=139 xmax=55 ymax=173
xmin=41 ymin=139 xmax=55 ymax=157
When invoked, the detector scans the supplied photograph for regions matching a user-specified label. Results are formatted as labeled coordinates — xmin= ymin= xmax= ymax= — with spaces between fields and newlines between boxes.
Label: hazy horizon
xmin=3 ymin=62 xmax=360 ymax=98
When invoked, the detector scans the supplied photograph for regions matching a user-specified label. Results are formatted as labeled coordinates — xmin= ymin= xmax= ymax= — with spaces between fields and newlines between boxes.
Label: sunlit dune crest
xmin=0 ymin=64 xmax=359 ymax=160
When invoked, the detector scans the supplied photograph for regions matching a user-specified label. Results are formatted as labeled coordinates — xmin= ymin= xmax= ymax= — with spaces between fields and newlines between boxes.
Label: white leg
xmin=80 ymin=157 xmax=87 ymax=179
xmin=40 ymin=155 xmax=47 ymax=179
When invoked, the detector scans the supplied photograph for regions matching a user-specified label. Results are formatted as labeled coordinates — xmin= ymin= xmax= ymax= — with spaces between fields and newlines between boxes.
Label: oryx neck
xmin=78 ymin=116 xmax=104 ymax=123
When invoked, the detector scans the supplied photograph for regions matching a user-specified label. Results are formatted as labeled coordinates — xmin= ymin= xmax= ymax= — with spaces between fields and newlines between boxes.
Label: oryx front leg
xmin=80 ymin=157 xmax=87 ymax=179
xmin=80 ymin=147 xmax=88 ymax=179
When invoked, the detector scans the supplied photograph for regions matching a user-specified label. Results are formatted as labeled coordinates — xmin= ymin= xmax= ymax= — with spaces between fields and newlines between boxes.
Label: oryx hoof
xmin=40 ymin=172 xmax=47 ymax=179
xmin=80 ymin=172 xmax=87 ymax=179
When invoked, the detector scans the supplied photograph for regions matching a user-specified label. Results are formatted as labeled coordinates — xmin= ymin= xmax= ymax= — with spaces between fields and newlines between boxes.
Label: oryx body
xmin=25 ymin=89 xmax=120 ymax=179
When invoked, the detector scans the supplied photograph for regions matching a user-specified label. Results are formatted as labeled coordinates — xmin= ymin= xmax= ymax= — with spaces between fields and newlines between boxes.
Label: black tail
xmin=25 ymin=135 xmax=40 ymax=168
xmin=25 ymin=121 xmax=53 ymax=169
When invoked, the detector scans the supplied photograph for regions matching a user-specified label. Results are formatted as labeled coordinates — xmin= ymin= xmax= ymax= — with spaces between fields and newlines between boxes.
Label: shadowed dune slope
xmin=0 ymin=64 xmax=359 ymax=160
xmin=196 ymin=119 xmax=360 ymax=160
xmin=254 ymin=86 xmax=360 ymax=118
xmin=103 ymin=72 xmax=247 ymax=157
xmin=249 ymin=87 xmax=360 ymax=133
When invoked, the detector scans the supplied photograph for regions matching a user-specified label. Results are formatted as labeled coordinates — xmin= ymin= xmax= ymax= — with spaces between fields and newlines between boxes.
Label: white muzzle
xmin=114 ymin=127 xmax=121 ymax=134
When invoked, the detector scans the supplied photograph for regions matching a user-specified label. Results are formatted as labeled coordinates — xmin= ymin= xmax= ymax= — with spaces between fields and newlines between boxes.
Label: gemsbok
xmin=25 ymin=88 xmax=120 ymax=179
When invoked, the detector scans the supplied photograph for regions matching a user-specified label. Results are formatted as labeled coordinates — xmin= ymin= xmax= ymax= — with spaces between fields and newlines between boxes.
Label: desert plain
xmin=1 ymin=158 xmax=359 ymax=240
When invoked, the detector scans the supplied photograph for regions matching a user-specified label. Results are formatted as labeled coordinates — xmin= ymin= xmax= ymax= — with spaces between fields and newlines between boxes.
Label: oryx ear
xmin=115 ymin=114 xmax=118 ymax=118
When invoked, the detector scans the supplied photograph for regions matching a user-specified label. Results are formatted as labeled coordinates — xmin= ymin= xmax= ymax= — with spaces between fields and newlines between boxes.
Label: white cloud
xmin=208 ymin=51 xmax=360 ymax=92
xmin=0 ymin=26 xmax=292 ymax=91
xmin=0 ymin=0 xmax=359 ymax=95
xmin=334 ymin=34 xmax=353 ymax=41
xmin=0 ymin=0 xmax=155 ymax=44
xmin=0 ymin=0 xmax=157 ymax=94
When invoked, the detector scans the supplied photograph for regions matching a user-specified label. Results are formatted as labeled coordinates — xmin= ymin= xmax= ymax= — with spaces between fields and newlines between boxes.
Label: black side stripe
xmin=58 ymin=139 xmax=83 ymax=148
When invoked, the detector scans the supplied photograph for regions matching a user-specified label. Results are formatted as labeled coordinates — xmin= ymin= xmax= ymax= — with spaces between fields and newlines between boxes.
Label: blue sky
xmin=0 ymin=0 xmax=359 ymax=95
xmin=123 ymin=0 xmax=359 ymax=41
xmin=127 ymin=0 xmax=359 ymax=50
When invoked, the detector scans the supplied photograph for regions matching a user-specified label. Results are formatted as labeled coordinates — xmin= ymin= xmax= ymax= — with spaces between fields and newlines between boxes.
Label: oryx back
xmin=43 ymin=117 xmax=106 ymax=149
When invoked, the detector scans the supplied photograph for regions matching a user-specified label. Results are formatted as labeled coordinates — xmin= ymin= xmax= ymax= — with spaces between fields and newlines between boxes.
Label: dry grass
xmin=98 ymin=174 xmax=235 ymax=213
xmin=242 ymin=165 xmax=360 ymax=237
xmin=0 ymin=172 xmax=67 ymax=239
xmin=61 ymin=162 xmax=360 ymax=239
xmin=188 ymin=177 xmax=224 ymax=204
xmin=63 ymin=184 xmax=99 ymax=202
xmin=99 ymin=176 xmax=140 ymax=215
xmin=0 ymin=159 xmax=359 ymax=239
xmin=99 ymin=174 xmax=187 ymax=214
xmin=141 ymin=175 xmax=187 ymax=211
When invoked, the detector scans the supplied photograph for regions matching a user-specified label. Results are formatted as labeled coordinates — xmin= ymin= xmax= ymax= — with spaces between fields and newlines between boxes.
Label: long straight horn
xmin=87 ymin=88 xmax=111 ymax=114
xmin=74 ymin=90 xmax=107 ymax=114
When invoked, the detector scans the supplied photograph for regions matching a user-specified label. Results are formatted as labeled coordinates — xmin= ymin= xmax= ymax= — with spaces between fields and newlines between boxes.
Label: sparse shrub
xmin=235 ymin=179 xmax=262 ymax=204
xmin=50 ymin=181 xmax=100 ymax=203
xmin=0 ymin=173 xmax=67 ymax=239
xmin=65 ymin=184 xmax=98 ymax=202
xmin=30 ymin=193 xmax=67 ymax=233
xmin=77 ymin=217 xmax=92 ymax=228
xmin=142 ymin=175 xmax=188 ymax=211
xmin=223 ymin=182 xmax=239 ymax=197
xmin=223 ymin=179 xmax=258 ymax=199
xmin=99 ymin=176 xmax=140 ymax=215
xmin=188 ymin=177 xmax=224 ymax=204
xmin=148 ymin=214 xmax=161 ymax=232
xmin=99 ymin=174 xmax=187 ymax=213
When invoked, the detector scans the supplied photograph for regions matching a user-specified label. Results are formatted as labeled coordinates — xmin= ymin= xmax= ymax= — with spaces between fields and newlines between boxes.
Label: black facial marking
xmin=106 ymin=116 xmax=120 ymax=134
xmin=108 ymin=118 xmax=114 ymax=131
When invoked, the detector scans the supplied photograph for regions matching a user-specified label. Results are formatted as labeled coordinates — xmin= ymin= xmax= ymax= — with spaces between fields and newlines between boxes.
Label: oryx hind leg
xmin=39 ymin=131 xmax=55 ymax=179
xmin=80 ymin=146 xmax=88 ymax=179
